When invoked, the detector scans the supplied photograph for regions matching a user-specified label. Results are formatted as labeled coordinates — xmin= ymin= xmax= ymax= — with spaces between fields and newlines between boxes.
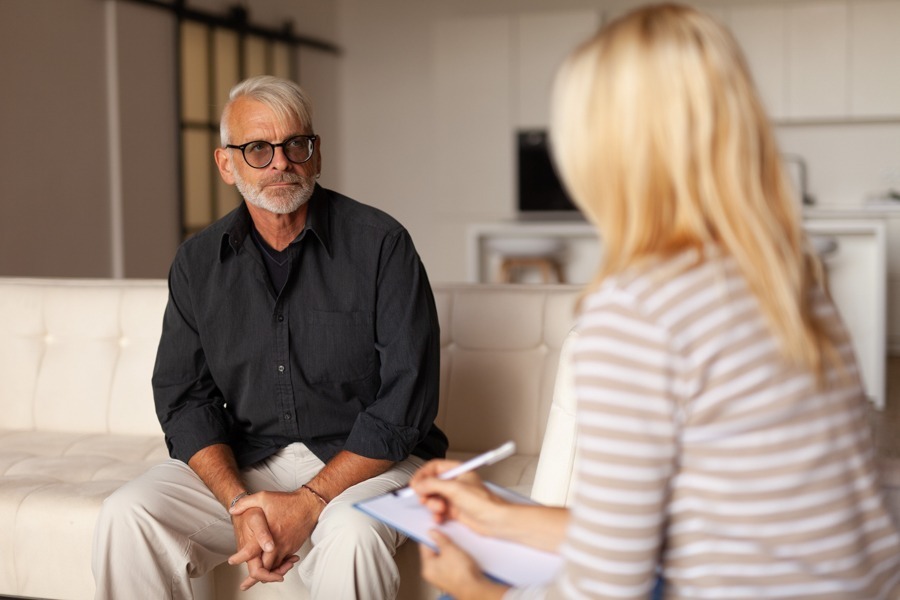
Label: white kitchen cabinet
xmin=730 ymin=5 xmax=788 ymax=120
xmin=807 ymin=205 xmax=900 ymax=356
xmin=805 ymin=219 xmax=887 ymax=409
xmin=849 ymin=1 xmax=900 ymax=117
xmin=515 ymin=10 xmax=601 ymax=129
xmin=787 ymin=1 xmax=849 ymax=120
xmin=727 ymin=0 xmax=900 ymax=122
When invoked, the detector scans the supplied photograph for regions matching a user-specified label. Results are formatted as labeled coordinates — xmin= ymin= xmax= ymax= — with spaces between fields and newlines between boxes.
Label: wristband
xmin=301 ymin=484 xmax=328 ymax=507
xmin=230 ymin=491 xmax=251 ymax=509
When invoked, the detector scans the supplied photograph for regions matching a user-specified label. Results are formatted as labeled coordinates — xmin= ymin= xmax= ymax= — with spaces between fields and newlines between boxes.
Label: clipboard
xmin=354 ymin=482 xmax=563 ymax=587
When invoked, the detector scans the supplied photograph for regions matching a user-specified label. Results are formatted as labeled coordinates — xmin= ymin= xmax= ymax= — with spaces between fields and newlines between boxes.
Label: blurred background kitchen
xmin=1 ymin=0 xmax=899 ymax=418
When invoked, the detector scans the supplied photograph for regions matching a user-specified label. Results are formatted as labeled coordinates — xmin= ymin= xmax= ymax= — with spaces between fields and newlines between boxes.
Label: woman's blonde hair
xmin=551 ymin=3 xmax=834 ymax=376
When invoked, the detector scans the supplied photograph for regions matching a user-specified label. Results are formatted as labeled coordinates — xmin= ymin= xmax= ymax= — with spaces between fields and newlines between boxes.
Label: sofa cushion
xmin=0 ymin=430 xmax=166 ymax=598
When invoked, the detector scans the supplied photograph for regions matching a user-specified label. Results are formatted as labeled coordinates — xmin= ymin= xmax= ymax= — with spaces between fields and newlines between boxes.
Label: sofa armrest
xmin=530 ymin=329 xmax=579 ymax=507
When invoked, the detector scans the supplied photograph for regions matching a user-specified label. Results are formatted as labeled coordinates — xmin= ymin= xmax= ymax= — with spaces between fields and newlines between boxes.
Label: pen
xmin=394 ymin=440 xmax=516 ymax=498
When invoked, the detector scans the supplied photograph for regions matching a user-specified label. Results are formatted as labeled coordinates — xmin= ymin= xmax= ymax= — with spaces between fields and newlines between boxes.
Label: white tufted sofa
xmin=0 ymin=278 xmax=583 ymax=600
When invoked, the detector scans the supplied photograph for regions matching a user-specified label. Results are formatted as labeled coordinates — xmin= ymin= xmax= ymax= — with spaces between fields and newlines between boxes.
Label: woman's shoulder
xmin=583 ymin=246 xmax=739 ymax=313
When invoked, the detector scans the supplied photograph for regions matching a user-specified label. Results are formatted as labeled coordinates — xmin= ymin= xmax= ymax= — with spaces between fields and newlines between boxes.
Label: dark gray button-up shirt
xmin=152 ymin=185 xmax=447 ymax=468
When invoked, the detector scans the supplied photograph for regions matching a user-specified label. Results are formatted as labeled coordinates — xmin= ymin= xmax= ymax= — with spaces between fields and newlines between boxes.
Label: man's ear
xmin=313 ymin=138 xmax=323 ymax=178
xmin=214 ymin=147 xmax=236 ymax=185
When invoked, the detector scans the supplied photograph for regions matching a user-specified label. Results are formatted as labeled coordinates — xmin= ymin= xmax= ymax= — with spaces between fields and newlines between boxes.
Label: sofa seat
xmin=0 ymin=431 xmax=168 ymax=594
xmin=0 ymin=431 xmax=167 ymax=476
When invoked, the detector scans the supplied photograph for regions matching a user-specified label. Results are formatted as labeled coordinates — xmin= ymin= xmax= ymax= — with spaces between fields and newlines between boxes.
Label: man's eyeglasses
xmin=225 ymin=135 xmax=318 ymax=169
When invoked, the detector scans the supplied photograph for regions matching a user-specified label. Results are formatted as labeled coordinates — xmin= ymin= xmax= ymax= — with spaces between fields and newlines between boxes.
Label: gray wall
xmin=116 ymin=1 xmax=180 ymax=279
xmin=0 ymin=0 xmax=113 ymax=277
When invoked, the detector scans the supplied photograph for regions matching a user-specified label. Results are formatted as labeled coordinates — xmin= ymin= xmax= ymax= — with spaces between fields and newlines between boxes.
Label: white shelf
xmin=470 ymin=217 xmax=889 ymax=408
xmin=467 ymin=221 xmax=598 ymax=284
xmin=804 ymin=203 xmax=900 ymax=218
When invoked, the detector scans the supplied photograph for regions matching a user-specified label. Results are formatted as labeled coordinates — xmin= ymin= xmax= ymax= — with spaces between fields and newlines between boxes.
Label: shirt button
xmin=278 ymin=365 xmax=285 ymax=373
xmin=283 ymin=413 xmax=292 ymax=421
xmin=277 ymin=315 xmax=284 ymax=322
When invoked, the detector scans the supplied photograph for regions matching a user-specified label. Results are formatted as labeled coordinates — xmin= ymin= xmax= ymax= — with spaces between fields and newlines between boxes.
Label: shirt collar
xmin=219 ymin=184 xmax=332 ymax=262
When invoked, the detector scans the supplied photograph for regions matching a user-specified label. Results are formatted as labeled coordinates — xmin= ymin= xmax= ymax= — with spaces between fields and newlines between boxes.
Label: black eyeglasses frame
xmin=225 ymin=134 xmax=318 ymax=169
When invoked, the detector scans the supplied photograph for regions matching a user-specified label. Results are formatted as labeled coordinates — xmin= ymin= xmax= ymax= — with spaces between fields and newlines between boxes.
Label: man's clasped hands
xmin=223 ymin=460 xmax=506 ymax=594
xmin=227 ymin=488 xmax=323 ymax=590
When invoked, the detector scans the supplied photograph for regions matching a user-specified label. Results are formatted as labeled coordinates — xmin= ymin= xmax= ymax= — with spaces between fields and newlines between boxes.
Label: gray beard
xmin=234 ymin=170 xmax=315 ymax=215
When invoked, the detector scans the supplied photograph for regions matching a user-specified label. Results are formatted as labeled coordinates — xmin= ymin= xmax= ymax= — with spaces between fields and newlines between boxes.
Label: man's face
xmin=215 ymin=97 xmax=321 ymax=215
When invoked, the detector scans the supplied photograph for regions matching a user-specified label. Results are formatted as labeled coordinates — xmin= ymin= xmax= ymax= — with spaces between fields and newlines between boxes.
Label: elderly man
xmin=92 ymin=75 xmax=447 ymax=599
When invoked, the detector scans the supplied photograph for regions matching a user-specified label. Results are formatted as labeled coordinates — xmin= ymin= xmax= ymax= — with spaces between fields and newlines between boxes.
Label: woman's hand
xmin=411 ymin=458 xmax=571 ymax=553
xmin=419 ymin=530 xmax=509 ymax=600
xmin=409 ymin=459 xmax=510 ymax=536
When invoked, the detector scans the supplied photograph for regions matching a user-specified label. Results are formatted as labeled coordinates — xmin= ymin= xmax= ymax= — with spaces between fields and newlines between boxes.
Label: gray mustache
xmin=261 ymin=175 xmax=308 ymax=185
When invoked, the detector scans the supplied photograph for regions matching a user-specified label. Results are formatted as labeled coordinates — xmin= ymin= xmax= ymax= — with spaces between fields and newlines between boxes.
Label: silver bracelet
xmin=230 ymin=491 xmax=252 ymax=509
xmin=301 ymin=484 xmax=328 ymax=507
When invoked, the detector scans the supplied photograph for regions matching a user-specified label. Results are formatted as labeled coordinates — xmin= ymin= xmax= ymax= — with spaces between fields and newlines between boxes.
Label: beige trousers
xmin=92 ymin=443 xmax=423 ymax=600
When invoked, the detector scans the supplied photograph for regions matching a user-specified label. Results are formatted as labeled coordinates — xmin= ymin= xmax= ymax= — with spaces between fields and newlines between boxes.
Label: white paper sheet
xmin=355 ymin=482 xmax=563 ymax=587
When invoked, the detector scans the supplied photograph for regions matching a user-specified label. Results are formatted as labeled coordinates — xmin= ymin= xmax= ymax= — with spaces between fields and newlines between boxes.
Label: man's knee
xmin=95 ymin=481 xmax=166 ymax=557
xmin=314 ymin=502 xmax=400 ymax=551
xmin=96 ymin=463 xmax=206 ymax=547
xmin=302 ymin=503 xmax=402 ymax=598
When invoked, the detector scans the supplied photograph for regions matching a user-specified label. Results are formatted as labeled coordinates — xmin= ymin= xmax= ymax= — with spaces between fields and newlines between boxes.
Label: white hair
xmin=220 ymin=75 xmax=314 ymax=145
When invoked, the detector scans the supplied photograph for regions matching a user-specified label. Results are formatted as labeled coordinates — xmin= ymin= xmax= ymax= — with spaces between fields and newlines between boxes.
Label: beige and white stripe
xmin=514 ymin=248 xmax=900 ymax=600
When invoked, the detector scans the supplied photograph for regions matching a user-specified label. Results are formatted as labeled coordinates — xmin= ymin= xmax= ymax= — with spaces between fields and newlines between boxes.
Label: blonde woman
xmin=409 ymin=4 xmax=900 ymax=599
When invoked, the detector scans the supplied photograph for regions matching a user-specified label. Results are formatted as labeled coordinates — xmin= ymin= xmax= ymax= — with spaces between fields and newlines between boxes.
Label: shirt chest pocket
xmin=299 ymin=310 xmax=376 ymax=384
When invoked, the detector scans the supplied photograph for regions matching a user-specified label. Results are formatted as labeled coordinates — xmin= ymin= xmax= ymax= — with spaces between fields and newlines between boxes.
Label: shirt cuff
xmin=164 ymin=404 xmax=232 ymax=463
xmin=342 ymin=411 xmax=420 ymax=462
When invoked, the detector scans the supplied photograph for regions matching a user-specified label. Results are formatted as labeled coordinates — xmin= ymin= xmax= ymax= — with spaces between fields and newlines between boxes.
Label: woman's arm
xmin=490 ymin=503 xmax=569 ymax=553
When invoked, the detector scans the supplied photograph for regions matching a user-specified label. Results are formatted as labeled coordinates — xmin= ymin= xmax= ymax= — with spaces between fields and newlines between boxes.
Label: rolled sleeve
xmin=343 ymin=412 xmax=421 ymax=461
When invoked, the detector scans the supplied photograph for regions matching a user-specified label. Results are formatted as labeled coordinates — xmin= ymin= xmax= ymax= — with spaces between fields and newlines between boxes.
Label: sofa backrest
xmin=0 ymin=279 xmax=582 ymax=456
xmin=530 ymin=329 xmax=580 ymax=506
xmin=432 ymin=284 xmax=580 ymax=458
xmin=0 ymin=278 xmax=169 ymax=435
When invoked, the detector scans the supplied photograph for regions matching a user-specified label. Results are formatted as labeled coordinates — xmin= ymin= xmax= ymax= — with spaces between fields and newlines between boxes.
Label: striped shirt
xmin=511 ymin=248 xmax=900 ymax=599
